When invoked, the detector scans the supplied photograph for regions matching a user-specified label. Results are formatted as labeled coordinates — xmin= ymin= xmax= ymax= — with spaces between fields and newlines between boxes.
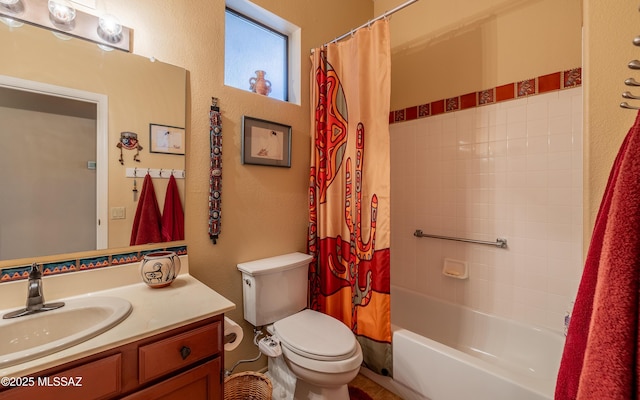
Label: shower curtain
xmin=307 ymin=19 xmax=392 ymax=376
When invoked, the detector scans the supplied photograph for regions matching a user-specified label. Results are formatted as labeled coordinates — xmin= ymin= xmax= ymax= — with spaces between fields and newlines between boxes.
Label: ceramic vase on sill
xmin=249 ymin=70 xmax=272 ymax=96
xmin=140 ymin=251 xmax=181 ymax=288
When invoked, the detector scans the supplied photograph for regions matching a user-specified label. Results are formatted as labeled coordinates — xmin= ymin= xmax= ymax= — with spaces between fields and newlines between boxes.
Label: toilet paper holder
xmin=223 ymin=316 xmax=244 ymax=352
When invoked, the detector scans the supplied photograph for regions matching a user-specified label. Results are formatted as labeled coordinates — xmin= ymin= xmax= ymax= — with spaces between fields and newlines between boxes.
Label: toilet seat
xmin=273 ymin=309 xmax=357 ymax=361
xmin=280 ymin=339 xmax=363 ymax=374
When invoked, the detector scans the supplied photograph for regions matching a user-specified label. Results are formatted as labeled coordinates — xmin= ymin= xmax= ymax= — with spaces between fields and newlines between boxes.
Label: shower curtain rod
xmin=321 ymin=0 xmax=419 ymax=48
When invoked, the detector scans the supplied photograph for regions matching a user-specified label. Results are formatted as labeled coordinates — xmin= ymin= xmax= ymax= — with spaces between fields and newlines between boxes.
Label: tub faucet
xmin=2 ymin=263 xmax=65 ymax=319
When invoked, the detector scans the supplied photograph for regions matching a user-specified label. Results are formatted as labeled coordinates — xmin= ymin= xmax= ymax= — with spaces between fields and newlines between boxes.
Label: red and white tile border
xmin=390 ymin=67 xmax=582 ymax=124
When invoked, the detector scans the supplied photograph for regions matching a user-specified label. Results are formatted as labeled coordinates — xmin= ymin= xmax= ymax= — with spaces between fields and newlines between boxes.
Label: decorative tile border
xmin=0 ymin=245 xmax=188 ymax=283
xmin=79 ymin=256 xmax=110 ymax=270
xmin=43 ymin=259 xmax=78 ymax=275
xmin=390 ymin=67 xmax=582 ymax=124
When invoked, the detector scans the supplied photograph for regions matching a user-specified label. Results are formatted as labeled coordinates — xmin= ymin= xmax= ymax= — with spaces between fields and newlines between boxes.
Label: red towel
xmin=555 ymin=111 xmax=640 ymax=400
xmin=161 ymin=174 xmax=185 ymax=242
xmin=130 ymin=174 xmax=162 ymax=245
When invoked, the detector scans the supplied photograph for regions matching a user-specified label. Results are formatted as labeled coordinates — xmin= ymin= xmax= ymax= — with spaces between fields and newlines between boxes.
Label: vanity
xmin=0 ymin=258 xmax=235 ymax=400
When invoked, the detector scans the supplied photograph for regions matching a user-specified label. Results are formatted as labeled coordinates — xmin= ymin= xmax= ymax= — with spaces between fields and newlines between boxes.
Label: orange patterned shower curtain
xmin=308 ymin=19 xmax=392 ymax=376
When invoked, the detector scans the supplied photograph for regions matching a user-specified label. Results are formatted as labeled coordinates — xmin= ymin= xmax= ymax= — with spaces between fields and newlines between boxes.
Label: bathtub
xmin=366 ymin=286 xmax=565 ymax=400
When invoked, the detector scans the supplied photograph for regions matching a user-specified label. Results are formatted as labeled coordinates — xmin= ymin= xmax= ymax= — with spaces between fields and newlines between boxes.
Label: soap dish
xmin=442 ymin=258 xmax=468 ymax=279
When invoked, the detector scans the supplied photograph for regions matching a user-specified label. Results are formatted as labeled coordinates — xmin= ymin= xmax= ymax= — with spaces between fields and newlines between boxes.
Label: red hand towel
xmin=130 ymin=174 xmax=162 ymax=246
xmin=555 ymin=110 xmax=640 ymax=400
xmin=161 ymin=174 xmax=184 ymax=242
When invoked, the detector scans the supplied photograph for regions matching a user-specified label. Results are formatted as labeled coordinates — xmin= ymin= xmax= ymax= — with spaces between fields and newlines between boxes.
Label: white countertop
xmin=0 ymin=257 xmax=235 ymax=377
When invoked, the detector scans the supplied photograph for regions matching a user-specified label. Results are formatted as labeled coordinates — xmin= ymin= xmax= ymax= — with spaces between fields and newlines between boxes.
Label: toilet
xmin=237 ymin=252 xmax=363 ymax=400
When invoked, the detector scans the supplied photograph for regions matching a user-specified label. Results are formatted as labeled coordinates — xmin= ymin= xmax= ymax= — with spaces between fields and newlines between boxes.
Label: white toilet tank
xmin=237 ymin=252 xmax=313 ymax=327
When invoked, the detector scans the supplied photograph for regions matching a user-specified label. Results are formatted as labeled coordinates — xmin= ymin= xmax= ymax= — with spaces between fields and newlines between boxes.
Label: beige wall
xmin=96 ymin=0 xmax=373 ymax=371
xmin=375 ymin=0 xmax=582 ymax=111
xmin=583 ymin=1 xmax=639 ymax=238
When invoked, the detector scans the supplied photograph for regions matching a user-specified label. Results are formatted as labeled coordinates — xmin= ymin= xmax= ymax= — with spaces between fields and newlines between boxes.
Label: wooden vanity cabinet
xmin=0 ymin=315 xmax=224 ymax=400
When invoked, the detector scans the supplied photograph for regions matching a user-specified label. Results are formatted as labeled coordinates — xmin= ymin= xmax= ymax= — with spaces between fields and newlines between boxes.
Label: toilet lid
xmin=274 ymin=309 xmax=357 ymax=361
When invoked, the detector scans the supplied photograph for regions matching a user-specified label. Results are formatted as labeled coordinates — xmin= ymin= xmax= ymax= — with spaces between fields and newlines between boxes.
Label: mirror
xmin=0 ymin=21 xmax=187 ymax=263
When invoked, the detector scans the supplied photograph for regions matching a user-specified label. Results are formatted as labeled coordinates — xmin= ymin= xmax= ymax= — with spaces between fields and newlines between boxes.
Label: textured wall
xmin=99 ymin=0 xmax=373 ymax=371
xmin=583 ymin=1 xmax=640 ymax=239
xmin=374 ymin=0 xmax=582 ymax=121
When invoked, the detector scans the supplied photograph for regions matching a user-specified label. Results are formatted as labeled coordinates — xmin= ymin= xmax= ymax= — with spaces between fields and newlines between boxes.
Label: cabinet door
xmin=0 ymin=354 xmax=121 ymax=400
xmin=122 ymin=357 xmax=221 ymax=400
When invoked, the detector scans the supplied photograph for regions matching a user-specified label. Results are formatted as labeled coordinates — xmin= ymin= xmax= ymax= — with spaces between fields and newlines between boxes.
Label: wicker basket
xmin=224 ymin=371 xmax=273 ymax=400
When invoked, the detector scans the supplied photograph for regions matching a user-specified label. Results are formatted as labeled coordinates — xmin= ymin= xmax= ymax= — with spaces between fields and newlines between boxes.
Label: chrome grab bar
xmin=413 ymin=230 xmax=508 ymax=249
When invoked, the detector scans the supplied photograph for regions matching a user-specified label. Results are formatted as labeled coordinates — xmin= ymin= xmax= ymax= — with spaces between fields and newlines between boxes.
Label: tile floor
xmin=350 ymin=373 xmax=403 ymax=400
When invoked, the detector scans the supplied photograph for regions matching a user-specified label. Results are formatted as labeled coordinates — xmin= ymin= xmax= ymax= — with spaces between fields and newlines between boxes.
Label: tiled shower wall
xmin=390 ymin=87 xmax=583 ymax=332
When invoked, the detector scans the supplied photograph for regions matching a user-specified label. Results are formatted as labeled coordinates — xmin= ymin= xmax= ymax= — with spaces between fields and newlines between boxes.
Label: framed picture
xmin=241 ymin=116 xmax=291 ymax=167
xmin=149 ymin=124 xmax=185 ymax=155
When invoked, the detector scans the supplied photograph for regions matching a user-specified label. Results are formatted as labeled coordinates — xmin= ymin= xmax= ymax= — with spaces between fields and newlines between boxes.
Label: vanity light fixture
xmin=0 ymin=0 xmax=131 ymax=52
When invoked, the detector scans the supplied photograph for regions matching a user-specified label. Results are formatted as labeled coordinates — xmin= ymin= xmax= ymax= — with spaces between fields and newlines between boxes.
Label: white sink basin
xmin=0 ymin=296 xmax=132 ymax=368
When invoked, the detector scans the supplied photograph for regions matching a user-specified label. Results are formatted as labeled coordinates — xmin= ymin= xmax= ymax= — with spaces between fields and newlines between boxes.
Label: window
xmin=224 ymin=0 xmax=301 ymax=104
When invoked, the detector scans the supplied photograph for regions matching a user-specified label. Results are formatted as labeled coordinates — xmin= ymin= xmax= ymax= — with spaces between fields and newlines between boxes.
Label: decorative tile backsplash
xmin=0 ymin=245 xmax=187 ymax=283
xmin=390 ymin=67 xmax=582 ymax=124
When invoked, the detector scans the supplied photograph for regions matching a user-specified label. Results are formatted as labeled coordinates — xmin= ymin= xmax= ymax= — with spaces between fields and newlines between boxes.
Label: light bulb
xmin=48 ymin=0 xmax=76 ymax=25
xmin=0 ymin=0 xmax=24 ymax=15
xmin=97 ymin=14 xmax=122 ymax=43
xmin=99 ymin=14 xmax=122 ymax=36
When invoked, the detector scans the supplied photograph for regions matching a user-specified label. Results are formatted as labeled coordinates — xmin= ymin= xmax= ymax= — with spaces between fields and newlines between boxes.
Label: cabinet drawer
xmin=0 ymin=353 xmax=121 ymax=400
xmin=139 ymin=322 xmax=221 ymax=383
xmin=123 ymin=357 xmax=221 ymax=400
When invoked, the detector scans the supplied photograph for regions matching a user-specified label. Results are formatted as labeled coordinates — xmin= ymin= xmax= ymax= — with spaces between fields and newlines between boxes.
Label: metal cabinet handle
xmin=180 ymin=346 xmax=191 ymax=360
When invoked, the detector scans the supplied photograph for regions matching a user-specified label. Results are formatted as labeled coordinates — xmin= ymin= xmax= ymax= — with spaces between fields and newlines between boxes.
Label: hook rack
xmin=620 ymin=30 xmax=640 ymax=109
xmin=126 ymin=167 xmax=185 ymax=179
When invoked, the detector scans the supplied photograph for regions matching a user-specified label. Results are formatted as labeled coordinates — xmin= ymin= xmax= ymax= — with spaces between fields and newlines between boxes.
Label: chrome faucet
xmin=3 ymin=263 xmax=65 ymax=319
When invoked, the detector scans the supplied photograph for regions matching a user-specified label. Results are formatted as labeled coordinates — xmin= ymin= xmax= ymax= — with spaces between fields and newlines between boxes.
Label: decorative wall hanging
xmin=149 ymin=124 xmax=185 ymax=155
xmin=117 ymin=131 xmax=142 ymax=165
xmin=241 ymin=116 xmax=291 ymax=167
xmin=209 ymin=97 xmax=222 ymax=244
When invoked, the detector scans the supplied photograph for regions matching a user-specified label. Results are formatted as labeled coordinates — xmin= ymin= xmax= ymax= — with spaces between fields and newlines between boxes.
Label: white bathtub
xmin=376 ymin=286 xmax=565 ymax=400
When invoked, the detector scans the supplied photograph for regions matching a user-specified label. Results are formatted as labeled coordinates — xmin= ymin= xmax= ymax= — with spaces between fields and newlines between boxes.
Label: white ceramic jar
xmin=140 ymin=251 xmax=181 ymax=288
